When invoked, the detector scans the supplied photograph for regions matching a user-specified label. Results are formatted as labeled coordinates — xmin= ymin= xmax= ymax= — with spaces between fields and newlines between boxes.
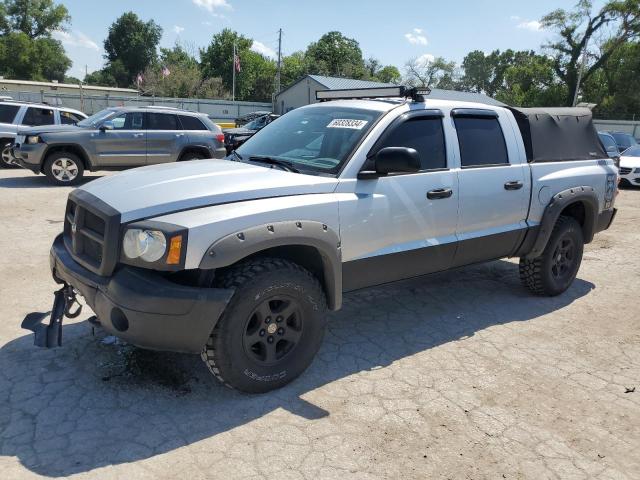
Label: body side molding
xmin=199 ymin=220 xmax=342 ymax=310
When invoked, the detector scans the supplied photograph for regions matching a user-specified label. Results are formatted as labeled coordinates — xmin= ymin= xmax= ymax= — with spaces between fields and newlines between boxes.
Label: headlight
xmin=123 ymin=229 xmax=166 ymax=262
xmin=25 ymin=135 xmax=40 ymax=144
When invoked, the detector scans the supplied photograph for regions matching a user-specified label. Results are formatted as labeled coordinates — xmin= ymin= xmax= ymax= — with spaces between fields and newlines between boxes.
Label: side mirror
xmin=99 ymin=120 xmax=114 ymax=131
xmin=358 ymin=147 xmax=421 ymax=179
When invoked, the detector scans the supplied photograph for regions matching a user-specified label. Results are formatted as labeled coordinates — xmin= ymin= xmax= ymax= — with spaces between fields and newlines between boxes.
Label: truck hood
xmin=80 ymin=159 xmax=339 ymax=222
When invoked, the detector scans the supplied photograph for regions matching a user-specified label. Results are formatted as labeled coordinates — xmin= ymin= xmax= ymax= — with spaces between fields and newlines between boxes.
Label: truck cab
xmin=24 ymin=86 xmax=618 ymax=393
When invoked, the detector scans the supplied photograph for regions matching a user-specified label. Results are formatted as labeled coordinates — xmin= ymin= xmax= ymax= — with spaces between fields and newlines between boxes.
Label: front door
xmin=452 ymin=110 xmax=529 ymax=267
xmin=94 ymin=111 xmax=147 ymax=167
xmin=339 ymin=111 xmax=459 ymax=291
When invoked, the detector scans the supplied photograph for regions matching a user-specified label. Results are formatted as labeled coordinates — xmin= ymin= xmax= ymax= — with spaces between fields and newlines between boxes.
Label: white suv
xmin=0 ymin=100 xmax=87 ymax=168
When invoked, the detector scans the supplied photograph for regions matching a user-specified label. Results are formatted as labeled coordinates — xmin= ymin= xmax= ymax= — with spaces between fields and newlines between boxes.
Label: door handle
xmin=133 ymin=133 xmax=144 ymax=138
xmin=504 ymin=181 xmax=523 ymax=190
xmin=427 ymin=188 xmax=453 ymax=200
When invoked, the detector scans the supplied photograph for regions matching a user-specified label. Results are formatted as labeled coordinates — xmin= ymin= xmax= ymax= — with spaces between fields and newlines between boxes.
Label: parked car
xmin=0 ymin=100 xmax=87 ymax=169
xmin=223 ymin=113 xmax=279 ymax=153
xmin=608 ymin=131 xmax=639 ymax=153
xmin=23 ymin=86 xmax=617 ymax=393
xmin=12 ymin=106 xmax=226 ymax=185
xmin=234 ymin=110 xmax=271 ymax=127
xmin=598 ymin=131 xmax=621 ymax=167
xmin=618 ymin=145 xmax=640 ymax=187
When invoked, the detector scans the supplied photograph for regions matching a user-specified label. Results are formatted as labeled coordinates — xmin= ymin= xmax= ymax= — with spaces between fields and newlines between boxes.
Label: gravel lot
xmin=0 ymin=168 xmax=638 ymax=480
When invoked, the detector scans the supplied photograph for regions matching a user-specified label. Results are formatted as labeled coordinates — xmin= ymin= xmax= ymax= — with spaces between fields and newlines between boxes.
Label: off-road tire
xmin=519 ymin=215 xmax=584 ymax=296
xmin=1 ymin=141 xmax=17 ymax=169
xmin=44 ymin=151 xmax=84 ymax=186
xmin=201 ymin=257 xmax=328 ymax=393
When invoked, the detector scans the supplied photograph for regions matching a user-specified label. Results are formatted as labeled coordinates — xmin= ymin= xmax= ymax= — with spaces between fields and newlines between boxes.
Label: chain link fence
xmin=4 ymin=90 xmax=272 ymax=121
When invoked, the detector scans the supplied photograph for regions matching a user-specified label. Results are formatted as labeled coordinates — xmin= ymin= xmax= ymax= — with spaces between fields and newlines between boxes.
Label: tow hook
xmin=21 ymin=284 xmax=82 ymax=348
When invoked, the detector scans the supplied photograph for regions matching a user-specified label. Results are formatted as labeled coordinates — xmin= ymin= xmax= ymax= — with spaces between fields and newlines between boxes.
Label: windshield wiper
xmin=249 ymin=155 xmax=299 ymax=173
xmin=230 ymin=150 xmax=243 ymax=161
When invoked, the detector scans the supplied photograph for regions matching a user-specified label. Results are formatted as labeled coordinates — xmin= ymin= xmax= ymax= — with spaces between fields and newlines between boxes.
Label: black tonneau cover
xmin=508 ymin=107 xmax=607 ymax=163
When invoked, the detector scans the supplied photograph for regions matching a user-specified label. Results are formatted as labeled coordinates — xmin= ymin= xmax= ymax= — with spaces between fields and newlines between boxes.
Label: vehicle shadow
xmin=0 ymin=260 xmax=595 ymax=477
xmin=0 ymin=175 xmax=103 ymax=189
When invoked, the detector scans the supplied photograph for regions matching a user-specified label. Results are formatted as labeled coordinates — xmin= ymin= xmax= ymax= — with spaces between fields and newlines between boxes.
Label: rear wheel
xmin=201 ymin=258 xmax=327 ymax=393
xmin=519 ymin=215 xmax=584 ymax=296
xmin=43 ymin=152 xmax=84 ymax=186
xmin=1 ymin=141 xmax=17 ymax=169
xmin=179 ymin=151 xmax=205 ymax=162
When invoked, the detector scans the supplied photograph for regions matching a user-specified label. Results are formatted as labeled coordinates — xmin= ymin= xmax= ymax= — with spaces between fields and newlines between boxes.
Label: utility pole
xmin=573 ymin=40 xmax=589 ymax=107
xmin=232 ymin=41 xmax=236 ymax=102
xmin=276 ymin=28 xmax=283 ymax=94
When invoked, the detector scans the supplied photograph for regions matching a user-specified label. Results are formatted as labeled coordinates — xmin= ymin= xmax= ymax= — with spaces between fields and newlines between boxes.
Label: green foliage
xmin=404 ymin=56 xmax=458 ymax=89
xmin=103 ymin=12 xmax=162 ymax=87
xmin=141 ymin=45 xmax=229 ymax=99
xmin=305 ymin=31 xmax=365 ymax=78
xmin=5 ymin=0 xmax=69 ymax=38
xmin=0 ymin=1 xmax=70 ymax=81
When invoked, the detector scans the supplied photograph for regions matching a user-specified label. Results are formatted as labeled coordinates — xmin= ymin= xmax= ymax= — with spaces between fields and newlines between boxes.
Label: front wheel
xmin=201 ymin=258 xmax=328 ymax=393
xmin=43 ymin=152 xmax=84 ymax=186
xmin=519 ymin=215 xmax=584 ymax=296
xmin=1 ymin=141 xmax=17 ymax=169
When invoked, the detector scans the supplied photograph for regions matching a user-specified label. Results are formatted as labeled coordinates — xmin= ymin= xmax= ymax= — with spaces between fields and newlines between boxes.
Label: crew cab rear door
xmin=451 ymin=109 xmax=530 ymax=267
xmin=145 ymin=113 xmax=186 ymax=164
xmin=339 ymin=110 xmax=459 ymax=290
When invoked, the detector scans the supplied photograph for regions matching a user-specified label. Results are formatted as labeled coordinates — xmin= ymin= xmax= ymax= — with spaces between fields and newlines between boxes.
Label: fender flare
xmin=524 ymin=186 xmax=599 ymax=259
xmin=43 ymin=144 xmax=93 ymax=170
xmin=178 ymin=144 xmax=211 ymax=160
xmin=198 ymin=220 xmax=343 ymax=310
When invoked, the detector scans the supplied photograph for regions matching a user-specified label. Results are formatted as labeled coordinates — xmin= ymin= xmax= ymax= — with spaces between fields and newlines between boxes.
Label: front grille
xmin=619 ymin=167 xmax=632 ymax=175
xmin=63 ymin=190 xmax=121 ymax=276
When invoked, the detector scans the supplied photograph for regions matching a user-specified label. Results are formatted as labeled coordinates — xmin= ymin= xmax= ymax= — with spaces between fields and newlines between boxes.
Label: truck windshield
xmin=77 ymin=109 xmax=117 ymax=128
xmin=235 ymin=106 xmax=382 ymax=175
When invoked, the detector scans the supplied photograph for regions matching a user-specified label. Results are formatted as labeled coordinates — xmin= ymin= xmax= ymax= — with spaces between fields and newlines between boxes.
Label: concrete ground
xmin=0 ymin=168 xmax=638 ymax=480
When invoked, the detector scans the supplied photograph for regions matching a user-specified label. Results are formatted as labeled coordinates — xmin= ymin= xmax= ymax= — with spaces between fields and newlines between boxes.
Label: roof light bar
xmin=316 ymin=85 xmax=431 ymax=102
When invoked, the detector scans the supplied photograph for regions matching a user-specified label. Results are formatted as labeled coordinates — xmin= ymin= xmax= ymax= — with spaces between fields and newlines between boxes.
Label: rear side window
xmin=454 ymin=116 xmax=509 ymax=167
xmin=60 ymin=111 xmax=85 ymax=125
xmin=147 ymin=113 xmax=179 ymax=130
xmin=22 ymin=107 xmax=55 ymax=126
xmin=376 ymin=116 xmax=446 ymax=170
xmin=179 ymin=115 xmax=207 ymax=130
xmin=0 ymin=104 xmax=20 ymax=123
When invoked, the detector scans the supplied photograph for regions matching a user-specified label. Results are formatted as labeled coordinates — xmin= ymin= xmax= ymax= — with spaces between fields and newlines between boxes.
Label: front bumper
xmin=14 ymin=142 xmax=46 ymax=173
xmin=49 ymin=234 xmax=234 ymax=353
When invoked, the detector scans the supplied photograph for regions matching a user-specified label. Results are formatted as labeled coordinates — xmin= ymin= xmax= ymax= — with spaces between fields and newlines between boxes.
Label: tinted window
xmin=60 ymin=111 xmax=84 ymax=125
xmin=147 ymin=113 xmax=178 ymax=130
xmin=179 ymin=115 xmax=207 ymax=130
xmin=454 ymin=116 xmax=508 ymax=167
xmin=22 ymin=107 xmax=55 ymax=126
xmin=376 ymin=116 xmax=446 ymax=170
xmin=0 ymin=104 xmax=20 ymax=123
xmin=110 ymin=112 xmax=144 ymax=130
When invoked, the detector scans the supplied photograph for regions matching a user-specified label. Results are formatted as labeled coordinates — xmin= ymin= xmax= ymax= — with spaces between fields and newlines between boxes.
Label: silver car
xmin=13 ymin=106 xmax=227 ymax=185
xmin=0 ymin=100 xmax=87 ymax=168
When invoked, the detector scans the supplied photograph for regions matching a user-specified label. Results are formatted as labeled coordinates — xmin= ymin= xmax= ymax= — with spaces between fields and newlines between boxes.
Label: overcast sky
xmin=56 ymin=0 xmax=605 ymax=79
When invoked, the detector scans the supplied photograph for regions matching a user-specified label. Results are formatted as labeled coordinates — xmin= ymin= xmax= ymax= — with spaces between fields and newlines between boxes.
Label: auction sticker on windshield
xmin=327 ymin=119 xmax=369 ymax=130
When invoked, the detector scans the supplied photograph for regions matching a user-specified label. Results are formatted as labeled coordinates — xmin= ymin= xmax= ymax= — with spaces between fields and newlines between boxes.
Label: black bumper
xmin=50 ymin=234 xmax=234 ymax=353
xmin=595 ymin=207 xmax=617 ymax=233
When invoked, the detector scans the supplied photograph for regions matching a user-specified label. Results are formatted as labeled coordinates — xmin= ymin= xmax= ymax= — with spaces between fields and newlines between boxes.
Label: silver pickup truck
xmin=23 ymin=86 xmax=618 ymax=393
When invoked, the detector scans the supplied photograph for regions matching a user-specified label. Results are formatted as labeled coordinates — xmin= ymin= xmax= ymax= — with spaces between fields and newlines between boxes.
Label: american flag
xmin=161 ymin=65 xmax=171 ymax=77
xmin=234 ymin=54 xmax=241 ymax=73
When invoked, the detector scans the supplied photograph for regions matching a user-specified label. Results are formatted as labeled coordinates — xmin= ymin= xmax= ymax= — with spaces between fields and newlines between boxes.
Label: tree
xmin=103 ymin=12 xmax=162 ymax=87
xmin=0 ymin=0 xmax=71 ymax=81
xmin=305 ymin=31 xmax=365 ymax=78
xmin=5 ymin=0 xmax=69 ymax=38
xmin=364 ymin=57 xmax=401 ymax=83
xmin=404 ymin=56 xmax=458 ymax=89
xmin=280 ymin=51 xmax=307 ymax=88
xmin=541 ymin=0 xmax=640 ymax=105
xmin=140 ymin=44 xmax=229 ymax=99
